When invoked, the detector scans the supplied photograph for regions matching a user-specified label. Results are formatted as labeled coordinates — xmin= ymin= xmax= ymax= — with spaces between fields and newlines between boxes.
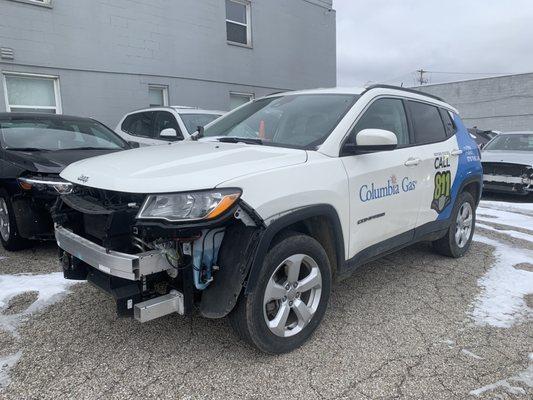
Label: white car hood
xmin=60 ymin=141 xmax=307 ymax=193
xmin=482 ymin=150 xmax=533 ymax=166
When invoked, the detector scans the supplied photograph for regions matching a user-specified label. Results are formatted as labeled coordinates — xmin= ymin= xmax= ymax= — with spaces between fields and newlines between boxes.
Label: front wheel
xmin=0 ymin=193 xmax=32 ymax=251
xmin=229 ymin=233 xmax=332 ymax=354
xmin=432 ymin=191 xmax=476 ymax=258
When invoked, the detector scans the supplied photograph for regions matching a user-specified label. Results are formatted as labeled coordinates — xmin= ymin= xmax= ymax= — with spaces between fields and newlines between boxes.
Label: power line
xmin=426 ymin=70 xmax=514 ymax=76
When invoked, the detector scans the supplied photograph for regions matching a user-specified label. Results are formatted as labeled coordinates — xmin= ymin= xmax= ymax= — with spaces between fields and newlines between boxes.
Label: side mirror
xmin=128 ymin=141 xmax=140 ymax=148
xmin=342 ymin=129 xmax=398 ymax=155
xmin=160 ymin=128 xmax=177 ymax=138
xmin=479 ymin=143 xmax=485 ymax=150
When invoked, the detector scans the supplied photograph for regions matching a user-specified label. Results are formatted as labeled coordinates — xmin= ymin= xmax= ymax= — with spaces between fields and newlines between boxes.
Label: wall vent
xmin=0 ymin=47 xmax=14 ymax=60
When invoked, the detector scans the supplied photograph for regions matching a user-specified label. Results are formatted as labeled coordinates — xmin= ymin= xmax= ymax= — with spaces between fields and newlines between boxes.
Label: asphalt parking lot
xmin=0 ymin=199 xmax=532 ymax=399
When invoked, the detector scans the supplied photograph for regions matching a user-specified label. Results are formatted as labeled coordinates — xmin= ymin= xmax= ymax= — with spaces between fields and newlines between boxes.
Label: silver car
xmin=482 ymin=131 xmax=533 ymax=195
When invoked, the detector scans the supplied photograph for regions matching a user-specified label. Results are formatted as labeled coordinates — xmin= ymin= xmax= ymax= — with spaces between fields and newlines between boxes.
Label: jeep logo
xmin=77 ymin=175 xmax=89 ymax=183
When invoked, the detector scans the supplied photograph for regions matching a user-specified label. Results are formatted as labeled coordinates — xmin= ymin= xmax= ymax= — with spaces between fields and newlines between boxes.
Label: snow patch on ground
xmin=479 ymin=200 xmax=533 ymax=216
xmin=461 ymin=349 xmax=483 ymax=360
xmin=470 ymin=353 xmax=533 ymax=396
xmin=476 ymin=222 xmax=533 ymax=243
xmin=0 ymin=352 xmax=21 ymax=390
xmin=0 ymin=273 xmax=77 ymax=390
xmin=471 ymin=235 xmax=533 ymax=328
xmin=477 ymin=206 xmax=533 ymax=232
xmin=0 ymin=273 xmax=76 ymax=336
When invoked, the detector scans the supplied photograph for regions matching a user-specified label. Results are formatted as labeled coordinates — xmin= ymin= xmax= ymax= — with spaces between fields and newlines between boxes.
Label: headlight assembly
xmin=18 ymin=176 xmax=73 ymax=194
xmin=136 ymin=189 xmax=241 ymax=222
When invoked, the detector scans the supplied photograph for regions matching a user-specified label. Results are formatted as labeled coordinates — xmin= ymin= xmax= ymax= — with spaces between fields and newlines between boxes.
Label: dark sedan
xmin=0 ymin=113 xmax=131 ymax=250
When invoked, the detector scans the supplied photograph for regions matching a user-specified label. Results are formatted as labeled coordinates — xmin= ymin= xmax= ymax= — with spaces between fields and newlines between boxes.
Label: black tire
xmin=0 ymin=192 xmax=32 ymax=251
xmin=432 ymin=191 xmax=476 ymax=258
xmin=229 ymin=232 xmax=332 ymax=354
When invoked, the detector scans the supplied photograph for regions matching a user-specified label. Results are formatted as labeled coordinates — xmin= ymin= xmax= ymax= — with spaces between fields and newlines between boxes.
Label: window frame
xmin=2 ymin=71 xmax=62 ymax=114
xmin=225 ymin=0 xmax=252 ymax=48
xmin=148 ymin=85 xmax=169 ymax=107
xmin=229 ymin=91 xmax=254 ymax=110
xmin=339 ymin=95 xmax=457 ymax=156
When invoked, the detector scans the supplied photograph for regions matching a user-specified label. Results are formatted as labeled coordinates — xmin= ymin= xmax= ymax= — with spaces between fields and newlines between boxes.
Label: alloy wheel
xmin=455 ymin=202 xmax=473 ymax=248
xmin=263 ymin=254 xmax=322 ymax=337
xmin=0 ymin=198 xmax=10 ymax=242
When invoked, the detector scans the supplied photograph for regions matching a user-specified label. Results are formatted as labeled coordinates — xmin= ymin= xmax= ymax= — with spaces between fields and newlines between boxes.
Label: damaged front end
xmin=482 ymin=162 xmax=533 ymax=194
xmin=53 ymin=185 xmax=263 ymax=321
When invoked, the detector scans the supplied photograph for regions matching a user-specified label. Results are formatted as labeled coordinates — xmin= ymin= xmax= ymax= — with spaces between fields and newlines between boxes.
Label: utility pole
xmin=416 ymin=69 xmax=429 ymax=85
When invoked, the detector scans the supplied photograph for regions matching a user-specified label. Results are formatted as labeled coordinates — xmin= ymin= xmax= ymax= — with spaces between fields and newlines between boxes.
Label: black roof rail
xmin=362 ymin=84 xmax=445 ymax=102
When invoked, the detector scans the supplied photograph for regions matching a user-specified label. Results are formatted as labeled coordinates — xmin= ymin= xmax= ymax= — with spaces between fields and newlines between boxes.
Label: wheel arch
xmin=244 ymin=204 xmax=345 ymax=295
xmin=459 ymin=175 xmax=483 ymax=206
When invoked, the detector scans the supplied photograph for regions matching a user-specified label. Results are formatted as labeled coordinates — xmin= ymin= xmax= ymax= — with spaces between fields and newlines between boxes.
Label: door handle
xmin=404 ymin=158 xmax=420 ymax=167
xmin=451 ymin=149 xmax=463 ymax=156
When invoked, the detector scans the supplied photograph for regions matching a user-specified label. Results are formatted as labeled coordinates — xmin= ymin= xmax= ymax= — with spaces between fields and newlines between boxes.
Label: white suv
xmin=115 ymin=106 xmax=223 ymax=146
xmin=55 ymin=85 xmax=482 ymax=353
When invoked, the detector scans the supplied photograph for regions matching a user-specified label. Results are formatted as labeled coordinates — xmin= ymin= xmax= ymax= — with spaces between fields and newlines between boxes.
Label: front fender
xmin=244 ymin=204 xmax=345 ymax=295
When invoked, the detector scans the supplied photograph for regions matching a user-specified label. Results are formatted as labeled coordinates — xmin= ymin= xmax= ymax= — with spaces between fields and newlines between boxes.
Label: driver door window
xmin=154 ymin=111 xmax=183 ymax=140
xmin=349 ymin=98 xmax=410 ymax=146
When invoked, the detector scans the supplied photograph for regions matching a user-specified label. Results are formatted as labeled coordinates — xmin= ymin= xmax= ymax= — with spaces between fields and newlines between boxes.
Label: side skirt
xmin=338 ymin=219 xmax=451 ymax=280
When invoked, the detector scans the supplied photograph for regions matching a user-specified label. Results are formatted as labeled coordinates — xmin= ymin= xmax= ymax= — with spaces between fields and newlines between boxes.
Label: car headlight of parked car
xmin=136 ymin=189 xmax=241 ymax=222
xmin=18 ymin=176 xmax=73 ymax=194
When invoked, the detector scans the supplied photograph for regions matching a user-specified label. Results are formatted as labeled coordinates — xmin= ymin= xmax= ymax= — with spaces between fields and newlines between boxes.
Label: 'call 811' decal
xmin=431 ymin=154 xmax=452 ymax=213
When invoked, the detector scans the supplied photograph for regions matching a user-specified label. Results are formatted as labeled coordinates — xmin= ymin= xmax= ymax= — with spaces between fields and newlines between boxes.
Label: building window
xmin=225 ymin=0 xmax=251 ymax=47
xmin=230 ymin=92 xmax=254 ymax=110
xmin=3 ymin=72 xmax=61 ymax=114
xmin=148 ymin=85 xmax=169 ymax=107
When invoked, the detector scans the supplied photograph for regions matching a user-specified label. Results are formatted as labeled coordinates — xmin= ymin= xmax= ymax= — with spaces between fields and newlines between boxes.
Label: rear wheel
xmin=229 ymin=233 xmax=331 ymax=354
xmin=432 ymin=191 xmax=475 ymax=258
xmin=0 ymin=194 xmax=32 ymax=251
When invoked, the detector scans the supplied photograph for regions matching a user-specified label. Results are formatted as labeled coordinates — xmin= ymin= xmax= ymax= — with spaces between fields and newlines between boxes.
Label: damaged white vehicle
xmin=482 ymin=131 xmax=533 ymax=195
xmin=54 ymin=85 xmax=482 ymax=353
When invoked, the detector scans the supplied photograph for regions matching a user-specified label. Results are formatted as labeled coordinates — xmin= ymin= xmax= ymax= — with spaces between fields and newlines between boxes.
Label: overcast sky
xmin=334 ymin=0 xmax=533 ymax=87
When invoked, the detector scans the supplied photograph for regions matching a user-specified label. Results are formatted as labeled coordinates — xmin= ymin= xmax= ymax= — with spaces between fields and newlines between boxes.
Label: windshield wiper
xmin=217 ymin=137 xmax=263 ymax=145
xmin=54 ymin=147 xmax=116 ymax=151
xmin=5 ymin=147 xmax=50 ymax=152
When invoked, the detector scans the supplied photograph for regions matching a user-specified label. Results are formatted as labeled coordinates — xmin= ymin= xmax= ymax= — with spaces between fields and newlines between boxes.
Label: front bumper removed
xmin=56 ymin=225 xmax=187 ymax=321
xmin=55 ymin=225 xmax=172 ymax=281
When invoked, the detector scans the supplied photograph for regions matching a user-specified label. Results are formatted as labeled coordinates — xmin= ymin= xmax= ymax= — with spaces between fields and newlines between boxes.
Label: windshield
xmin=180 ymin=113 xmax=222 ymax=134
xmin=484 ymin=133 xmax=533 ymax=152
xmin=0 ymin=117 xmax=128 ymax=151
xmin=203 ymin=94 xmax=358 ymax=148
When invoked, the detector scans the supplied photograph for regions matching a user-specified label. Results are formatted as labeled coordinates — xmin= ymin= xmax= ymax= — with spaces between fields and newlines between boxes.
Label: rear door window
xmin=408 ymin=101 xmax=447 ymax=144
xmin=121 ymin=112 xmax=156 ymax=138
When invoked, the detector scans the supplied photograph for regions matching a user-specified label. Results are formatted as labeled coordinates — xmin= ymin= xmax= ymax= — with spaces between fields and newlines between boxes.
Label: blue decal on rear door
xmin=436 ymin=114 xmax=482 ymax=221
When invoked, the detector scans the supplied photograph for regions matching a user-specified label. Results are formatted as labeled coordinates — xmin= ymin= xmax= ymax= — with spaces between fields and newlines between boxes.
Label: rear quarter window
xmin=439 ymin=109 xmax=456 ymax=137
xmin=408 ymin=101 xmax=447 ymax=144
